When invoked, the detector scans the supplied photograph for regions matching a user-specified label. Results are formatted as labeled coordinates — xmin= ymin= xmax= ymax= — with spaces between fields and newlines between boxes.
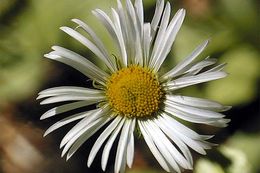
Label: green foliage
xmin=0 ymin=0 xmax=114 ymax=103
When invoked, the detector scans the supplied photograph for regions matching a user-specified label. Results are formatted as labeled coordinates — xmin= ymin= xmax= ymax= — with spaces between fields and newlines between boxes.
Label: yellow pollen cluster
xmin=106 ymin=65 xmax=163 ymax=118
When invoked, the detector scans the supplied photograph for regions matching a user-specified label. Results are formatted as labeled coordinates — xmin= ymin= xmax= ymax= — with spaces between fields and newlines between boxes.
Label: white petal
xmin=116 ymin=0 xmax=127 ymax=37
xmin=151 ymin=0 xmax=165 ymax=39
xmin=161 ymin=113 xmax=207 ymax=140
xmin=185 ymin=58 xmax=217 ymax=75
xmin=126 ymin=0 xmax=143 ymax=65
xmin=40 ymin=95 xmax=105 ymax=105
xmin=111 ymin=8 xmax=128 ymax=66
xmin=127 ymin=118 xmax=136 ymax=168
xmin=143 ymin=121 xmax=181 ymax=173
xmin=116 ymin=0 xmax=136 ymax=65
xmin=114 ymin=119 xmax=132 ymax=173
xmin=71 ymin=19 xmax=116 ymax=72
xmin=143 ymin=23 xmax=152 ymax=66
xmin=44 ymin=111 xmax=89 ymax=137
xmin=65 ymin=116 xmax=111 ymax=160
xmin=40 ymin=100 xmax=97 ymax=120
xmin=165 ymin=100 xmax=225 ymax=118
xmin=150 ymin=120 xmax=192 ymax=170
xmin=45 ymin=49 xmax=107 ymax=85
xmin=155 ymin=116 xmax=193 ymax=167
xmin=153 ymin=9 xmax=186 ymax=72
xmin=138 ymin=120 xmax=171 ymax=172
xmin=135 ymin=0 xmax=144 ymax=39
xmin=161 ymin=40 xmax=209 ymax=81
xmin=51 ymin=46 xmax=109 ymax=79
xmin=101 ymin=117 xmax=126 ymax=171
xmin=60 ymin=107 xmax=107 ymax=148
xmin=38 ymin=86 xmax=103 ymax=99
xmin=60 ymin=26 xmax=111 ymax=68
xmin=173 ymin=131 xmax=207 ymax=155
xmin=205 ymin=63 xmax=227 ymax=73
xmin=93 ymin=9 xmax=127 ymax=67
xmin=159 ymin=114 xmax=209 ymax=155
xmin=149 ymin=2 xmax=171 ymax=68
xmin=87 ymin=116 xmax=122 ymax=167
xmin=207 ymin=118 xmax=231 ymax=127
xmin=166 ymin=95 xmax=231 ymax=112
xmin=164 ymin=104 xmax=226 ymax=126
xmin=164 ymin=71 xmax=227 ymax=91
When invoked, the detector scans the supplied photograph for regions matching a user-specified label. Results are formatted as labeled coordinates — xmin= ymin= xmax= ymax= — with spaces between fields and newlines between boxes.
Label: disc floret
xmin=106 ymin=65 xmax=163 ymax=118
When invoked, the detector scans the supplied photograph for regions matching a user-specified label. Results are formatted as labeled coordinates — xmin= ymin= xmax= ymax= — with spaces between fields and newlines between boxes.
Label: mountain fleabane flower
xmin=38 ymin=0 xmax=231 ymax=172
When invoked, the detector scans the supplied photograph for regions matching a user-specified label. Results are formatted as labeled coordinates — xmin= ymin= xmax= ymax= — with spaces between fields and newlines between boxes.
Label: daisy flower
xmin=38 ymin=0 xmax=231 ymax=172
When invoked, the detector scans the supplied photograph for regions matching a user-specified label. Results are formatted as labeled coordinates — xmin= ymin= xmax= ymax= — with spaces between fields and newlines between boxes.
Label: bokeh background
xmin=0 ymin=0 xmax=259 ymax=173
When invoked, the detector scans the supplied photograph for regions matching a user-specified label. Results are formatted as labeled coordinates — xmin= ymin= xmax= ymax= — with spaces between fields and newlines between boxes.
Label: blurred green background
xmin=0 ymin=0 xmax=259 ymax=173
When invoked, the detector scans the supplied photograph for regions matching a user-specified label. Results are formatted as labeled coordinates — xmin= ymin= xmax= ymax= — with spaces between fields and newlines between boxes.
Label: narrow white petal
xmin=40 ymin=95 xmax=105 ymax=105
xmin=116 ymin=0 xmax=127 ymax=34
xmin=161 ymin=114 xmax=215 ymax=144
xmin=205 ymin=63 xmax=227 ymax=73
xmin=149 ymin=2 xmax=171 ymax=68
xmin=161 ymin=113 xmax=206 ymax=140
xmin=207 ymin=118 xmax=231 ymax=127
xmin=51 ymin=46 xmax=109 ymax=80
xmin=143 ymin=121 xmax=181 ymax=173
xmin=60 ymin=26 xmax=111 ymax=68
xmin=185 ymin=58 xmax=217 ymax=75
xmin=65 ymin=116 xmax=111 ymax=160
xmin=155 ymin=116 xmax=193 ymax=167
xmin=60 ymin=107 xmax=108 ymax=148
xmin=151 ymin=0 xmax=165 ymax=38
xmin=161 ymin=40 xmax=209 ymax=81
xmin=87 ymin=116 xmax=122 ymax=167
xmin=173 ymin=131 xmax=207 ymax=155
xmin=39 ymin=86 xmax=102 ymax=96
xmin=138 ymin=121 xmax=171 ymax=172
xmin=164 ymin=104 xmax=225 ymax=126
xmin=153 ymin=9 xmax=186 ymax=72
xmin=111 ymin=8 xmax=128 ymax=66
xmin=92 ymin=9 xmax=117 ymax=40
xmin=38 ymin=86 xmax=104 ymax=99
xmin=166 ymin=95 xmax=231 ymax=112
xmin=71 ymin=19 xmax=116 ymax=72
xmin=40 ymin=100 xmax=97 ymax=120
xmin=135 ymin=0 xmax=144 ymax=39
xmin=101 ymin=117 xmax=126 ymax=171
xmin=165 ymin=100 xmax=225 ymax=118
xmin=93 ymin=9 xmax=127 ymax=67
xmin=143 ymin=23 xmax=152 ymax=66
xmin=44 ymin=111 xmax=89 ymax=137
xmin=159 ymin=114 xmax=209 ymax=155
xmin=114 ymin=119 xmax=132 ymax=173
xmin=126 ymin=0 xmax=143 ymax=65
xmin=116 ymin=0 xmax=135 ymax=64
xmin=164 ymin=71 xmax=227 ymax=91
xmin=149 ymin=120 xmax=191 ymax=170
xmin=160 ymin=115 xmax=210 ymax=154
xmin=127 ymin=118 xmax=136 ymax=168
xmin=45 ymin=48 xmax=107 ymax=85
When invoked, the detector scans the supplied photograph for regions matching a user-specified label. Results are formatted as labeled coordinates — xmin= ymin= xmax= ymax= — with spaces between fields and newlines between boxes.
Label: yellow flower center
xmin=106 ymin=65 xmax=163 ymax=118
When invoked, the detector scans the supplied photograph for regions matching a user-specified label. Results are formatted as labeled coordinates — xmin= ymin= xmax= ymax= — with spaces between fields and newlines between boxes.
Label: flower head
xmin=38 ymin=0 xmax=230 ymax=172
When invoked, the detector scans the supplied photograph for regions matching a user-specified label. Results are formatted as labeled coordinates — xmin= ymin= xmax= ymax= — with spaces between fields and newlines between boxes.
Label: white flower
xmin=38 ymin=0 xmax=231 ymax=173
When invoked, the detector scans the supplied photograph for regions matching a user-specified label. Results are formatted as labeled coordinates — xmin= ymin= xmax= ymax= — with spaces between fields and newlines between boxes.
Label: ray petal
xmin=101 ymin=117 xmax=126 ymax=171
xmin=40 ymin=100 xmax=97 ymax=120
xmin=161 ymin=40 xmax=209 ymax=81
xmin=114 ymin=119 xmax=132 ymax=173
xmin=72 ymin=18 xmax=116 ymax=72
xmin=138 ymin=120 xmax=171 ymax=172
xmin=87 ymin=116 xmax=122 ymax=167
